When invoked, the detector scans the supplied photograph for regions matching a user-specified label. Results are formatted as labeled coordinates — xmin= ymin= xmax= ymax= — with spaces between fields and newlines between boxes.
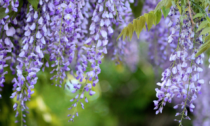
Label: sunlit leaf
xmin=0 ymin=8 xmax=7 ymax=19
xmin=162 ymin=6 xmax=170 ymax=18
xmin=155 ymin=10 xmax=162 ymax=25
xmin=128 ymin=23 xmax=134 ymax=40
xmin=155 ymin=0 xmax=172 ymax=12
xmin=200 ymin=27 xmax=210 ymax=36
xmin=146 ymin=12 xmax=154 ymax=30
xmin=195 ymin=40 xmax=210 ymax=57
xmin=136 ymin=16 xmax=145 ymax=39
xmin=123 ymin=27 xmax=128 ymax=41
xmin=193 ymin=13 xmax=204 ymax=19
xmin=197 ymin=21 xmax=209 ymax=32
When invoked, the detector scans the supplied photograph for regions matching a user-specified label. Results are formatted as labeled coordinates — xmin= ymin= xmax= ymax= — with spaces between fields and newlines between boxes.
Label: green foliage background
xmin=0 ymin=46 xmax=193 ymax=126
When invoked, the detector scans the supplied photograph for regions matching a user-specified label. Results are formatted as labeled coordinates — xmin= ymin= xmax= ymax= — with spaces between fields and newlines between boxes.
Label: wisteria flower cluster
xmin=140 ymin=0 xmax=177 ymax=70
xmin=137 ymin=0 xmax=210 ymax=125
xmin=1 ymin=0 xmax=210 ymax=125
xmin=0 ymin=0 xmax=134 ymax=124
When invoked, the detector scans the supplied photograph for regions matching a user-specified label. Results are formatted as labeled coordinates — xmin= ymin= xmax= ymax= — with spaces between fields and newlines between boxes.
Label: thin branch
xmin=187 ymin=0 xmax=195 ymax=26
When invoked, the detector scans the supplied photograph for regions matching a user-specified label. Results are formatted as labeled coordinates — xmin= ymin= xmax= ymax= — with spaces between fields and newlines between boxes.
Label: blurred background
xmin=0 ymin=44 xmax=193 ymax=126
xmin=0 ymin=1 xmax=193 ymax=126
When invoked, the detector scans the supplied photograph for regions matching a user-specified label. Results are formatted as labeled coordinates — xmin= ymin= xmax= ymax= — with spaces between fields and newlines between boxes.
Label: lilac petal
xmin=102 ymin=40 xmax=108 ymax=46
xmin=19 ymin=51 xmax=25 ymax=57
xmin=36 ymin=31 xmax=42 ymax=39
xmin=85 ymin=38 xmax=92 ymax=44
xmin=100 ymin=30 xmax=107 ymax=38
xmin=4 ymin=38 xmax=11 ymax=45
xmin=6 ymin=27 xmax=16 ymax=36
xmin=25 ymin=30 xmax=31 ymax=36
xmin=96 ymin=40 xmax=102 ymax=47
xmin=38 ymin=17 xmax=43 ymax=25
xmin=4 ymin=23 xmax=8 ymax=30
xmin=29 ymin=36 xmax=34 ymax=43
xmin=30 ymin=23 xmax=36 ymax=30
xmin=99 ymin=5 xmax=103 ymax=12
xmin=85 ymin=97 xmax=88 ymax=103
xmin=36 ymin=46 xmax=41 ymax=54
xmin=34 ymin=11 xmax=38 ymax=19
xmin=89 ymin=23 xmax=95 ymax=31
xmin=5 ymin=8 xmax=9 ymax=13
xmin=42 ymin=25 xmax=47 ymax=33
xmin=89 ymin=90 xmax=95 ymax=96
xmin=108 ymin=26 xmax=113 ymax=34
xmin=41 ymin=37 xmax=46 ymax=44
xmin=105 ymin=19 xmax=110 ymax=26
xmin=26 ymin=15 xmax=32 ymax=22
xmin=23 ymin=43 xmax=29 ymax=50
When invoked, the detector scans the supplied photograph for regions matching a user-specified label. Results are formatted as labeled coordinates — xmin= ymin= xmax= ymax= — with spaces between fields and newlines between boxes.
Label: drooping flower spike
xmin=0 ymin=0 xmax=134 ymax=124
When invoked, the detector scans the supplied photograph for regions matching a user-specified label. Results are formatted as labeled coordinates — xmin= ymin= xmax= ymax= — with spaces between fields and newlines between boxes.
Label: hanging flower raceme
xmin=140 ymin=0 xmax=177 ymax=69
xmin=0 ymin=0 xmax=19 ymax=13
xmin=107 ymin=0 xmax=135 ymax=65
xmin=154 ymin=6 xmax=205 ymax=125
xmin=193 ymin=64 xmax=210 ymax=126
xmin=11 ymin=4 xmax=47 ymax=123
xmin=0 ymin=0 xmax=134 ymax=123
xmin=65 ymin=0 xmax=135 ymax=121
xmin=0 ymin=0 xmax=21 ymax=100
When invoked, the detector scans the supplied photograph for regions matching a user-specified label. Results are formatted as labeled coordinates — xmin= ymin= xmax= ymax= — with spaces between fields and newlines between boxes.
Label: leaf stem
xmin=187 ymin=0 xmax=195 ymax=26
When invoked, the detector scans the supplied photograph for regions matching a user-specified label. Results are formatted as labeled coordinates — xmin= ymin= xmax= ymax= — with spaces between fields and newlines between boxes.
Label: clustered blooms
xmin=193 ymin=65 xmax=210 ymax=126
xmin=1 ymin=0 xmax=210 ymax=125
xmin=0 ymin=0 xmax=134 ymax=124
xmin=141 ymin=0 xmax=177 ymax=69
xmin=138 ymin=0 xmax=210 ymax=125
xmin=0 ymin=0 xmax=22 ymax=101
xmin=106 ymin=0 xmax=140 ymax=71
xmin=153 ymin=6 xmax=206 ymax=125
xmin=0 ymin=0 xmax=19 ymax=13
xmin=106 ymin=0 xmax=134 ymax=62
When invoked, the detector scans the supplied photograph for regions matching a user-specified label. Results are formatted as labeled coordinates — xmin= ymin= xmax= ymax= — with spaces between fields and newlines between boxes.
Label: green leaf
xmin=28 ymin=0 xmax=39 ymax=10
xmin=195 ymin=40 xmax=210 ymax=57
xmin=200 ymin=27 xmax=210 ymax=36
xmin=193 ymin=13 xmax=204 ymax=19
xmin=136 ymin=16 xmax=145 ymax=39
xmin=139 ymin=16 xmax=146 ymax=32
xmin=128 ymin=23 xmax=134 ymax=40
xmin=205 ymin=35 xmax=210 ymax=42
xmin=147 ymin=12 xmax=154 ymax=30
xmin=143 ymin=13 xmax=148 ymax=30
xmin=117 ymin=31 xmax=123 ymax=40
xmin=197 ymin=21 xmax=209 ymax=32
xmin=166 ymin=1 xmax=172 ymax=8
xmin=133 ymin=19 xmax=138 ymax=31
xmin=155 ymin=10 xmax=162 ymax=25
xmin=123 ymin=27 xmax=129 ymax=41
xmin=144 ymin=13 xmax=149 ymax=25
xmin=0 ymin=8 xmax=7 ymax=19
xmin=155 ymin=0 xmax=165 ymax=11
xmin=155 ymin=0 xmax=172 ymax=12
xmin=162 ymin=6 xmax=170 ymax=18
xmin=207 ymin=17 xmax=210 ymax=22
xmin=117 ymin=27 xmax=127 ymax=41
xmin=181 ymin=0 xmax=187 ymax=7
xmin=125 ymin=26 xmax=130 ymax=39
